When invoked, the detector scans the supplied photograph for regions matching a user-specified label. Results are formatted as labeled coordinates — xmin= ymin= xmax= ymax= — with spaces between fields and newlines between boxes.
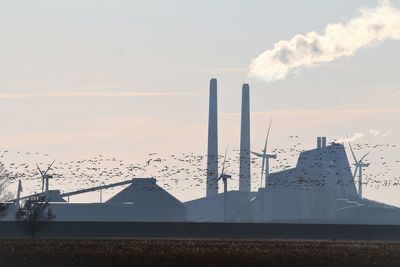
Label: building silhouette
xmin=2 ymin=78 xmax=400 ymax=225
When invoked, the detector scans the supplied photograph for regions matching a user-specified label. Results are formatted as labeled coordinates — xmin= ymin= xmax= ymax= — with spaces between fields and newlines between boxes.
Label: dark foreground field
xmin=1 ymin=239 xmax=400 ymax=267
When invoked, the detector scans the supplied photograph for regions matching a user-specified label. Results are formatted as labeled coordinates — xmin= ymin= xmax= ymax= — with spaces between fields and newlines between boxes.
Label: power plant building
xmin=185 ymin=78 xmax=400 ymax=224
xmin=2 ymin=78 xmax=400 ymax=225
xmin=2 ymin=178 xmax=186 ymax=222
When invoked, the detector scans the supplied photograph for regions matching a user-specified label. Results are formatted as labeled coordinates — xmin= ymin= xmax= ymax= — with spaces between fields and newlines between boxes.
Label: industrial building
xmin=2 ymin=178 xmax=186 ymax=222
xmin=185 ymin=78 xmax=400 ymax=224
xmin=1 ymin=78 xmax=400 ymax=225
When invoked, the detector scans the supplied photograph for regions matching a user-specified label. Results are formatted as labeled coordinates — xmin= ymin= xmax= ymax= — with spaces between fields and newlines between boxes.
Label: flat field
xmin=1 ymin=239 xmax=400 ymax=267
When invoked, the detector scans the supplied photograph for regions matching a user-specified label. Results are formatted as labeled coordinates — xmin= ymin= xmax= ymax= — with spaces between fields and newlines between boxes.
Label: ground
xmin=1 ymin=239 xmax=400 ymax=267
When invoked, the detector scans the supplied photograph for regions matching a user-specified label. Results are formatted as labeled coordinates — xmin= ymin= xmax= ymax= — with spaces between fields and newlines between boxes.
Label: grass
xmin=1 ymin=239 xmax=400 ymax=267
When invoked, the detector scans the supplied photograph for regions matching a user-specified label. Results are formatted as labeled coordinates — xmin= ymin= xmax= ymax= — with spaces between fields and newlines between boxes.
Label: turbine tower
xmin=251 ymin=119 xmax=276 ymax=188
xmin=215 ymin=147 xmax=232 ymax=221
xmin=348 ymin=143 xmax=370 ymax=199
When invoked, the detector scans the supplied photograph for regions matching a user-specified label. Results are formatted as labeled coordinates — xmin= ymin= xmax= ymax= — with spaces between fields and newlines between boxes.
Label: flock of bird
xmin=0 ymin=138 xmax=399 ymax=198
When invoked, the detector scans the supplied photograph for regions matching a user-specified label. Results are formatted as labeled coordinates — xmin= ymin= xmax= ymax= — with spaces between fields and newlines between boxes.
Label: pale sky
xmin=0 ymin=0 xmax=399 ymax=205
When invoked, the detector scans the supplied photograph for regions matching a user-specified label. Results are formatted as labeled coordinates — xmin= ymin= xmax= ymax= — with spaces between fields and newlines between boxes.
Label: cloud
xmin=0 ymin=93 xmax=31 ymax=99
xmin=0 ymin=91 xmax=198 ymax=99
xmin=249 ymin=1 xmax=400 ymax=81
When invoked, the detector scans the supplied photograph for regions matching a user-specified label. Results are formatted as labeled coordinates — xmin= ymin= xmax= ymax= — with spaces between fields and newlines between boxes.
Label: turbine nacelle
xmin=216 ymin=146 xmax=232 ymax=190
xmin=218 ymin=174 xmax=232 ymax=181
xmin=36 ymin=160 xmax=56 ymax=193
xmin=353 ymin=162 xmax=370 ymax=168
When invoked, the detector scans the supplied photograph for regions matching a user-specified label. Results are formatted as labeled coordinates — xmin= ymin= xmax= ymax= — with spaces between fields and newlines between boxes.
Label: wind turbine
xmin=348 ymin=143 xmax=370 ymax=199
xmin=215 ymin=147 xmax=232 ymax=221
xmin=251 ymin=119 xmax=276 ymax=188
xmin=36 ymin=160 xmax=56 ymax=194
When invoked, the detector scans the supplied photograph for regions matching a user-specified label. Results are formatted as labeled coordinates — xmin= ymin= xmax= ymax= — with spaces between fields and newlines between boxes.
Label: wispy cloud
xmin=0 ymin=91 xmax=200 ymax=99
xmin=249 ymin=1 xmax=400 ymax=81
xmin=218 ymin=106 xmax=399 ymax=118
xmin=0 ymin=93 xmax=32 ymax=99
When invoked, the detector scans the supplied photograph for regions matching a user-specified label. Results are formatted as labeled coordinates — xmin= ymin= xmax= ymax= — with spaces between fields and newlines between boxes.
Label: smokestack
xmin=239 ymin=83 xmax=251 ymax=192
xmin=206 ymin=78 xmax=218 ymax=197
xmin=321 ymin=137 xmax=327 ymax=147
xmin=317 ymin=137 xmax=322 ymax=149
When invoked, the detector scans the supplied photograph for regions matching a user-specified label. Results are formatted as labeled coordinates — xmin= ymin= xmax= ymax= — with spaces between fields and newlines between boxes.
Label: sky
xmin=0 ymin=0 xmax=399 ymax=205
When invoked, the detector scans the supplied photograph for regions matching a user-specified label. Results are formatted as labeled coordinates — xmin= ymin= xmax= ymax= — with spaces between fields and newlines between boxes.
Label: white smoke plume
xmin=336 ymin=133 xmax=364 ymax=143
xmin=368 ymin=129 xmax=380 ymax=136
xmin=249 ymin=1 xmax=400 ymax=81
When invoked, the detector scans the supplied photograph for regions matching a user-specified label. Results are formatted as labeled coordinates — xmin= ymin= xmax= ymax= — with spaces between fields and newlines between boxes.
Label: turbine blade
xmin=36 ymin=164 xmax=44 ymax=177
xmin=211 ymin=175 xmax=222 ymax=186
xmin=264 ymin=118 xmax=273 ymax=153
xmin=348 ymin=142 xmax=358 ymax=163
xmin=360 ymin=151 xmax=370 ymax=162
xmin=44 ymin=159 xmax=56 ymax=175
xmin=251 ymin=151 xmax=264 ymax=157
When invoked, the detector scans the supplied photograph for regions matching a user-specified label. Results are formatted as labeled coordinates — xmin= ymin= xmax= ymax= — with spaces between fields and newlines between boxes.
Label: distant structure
xmin=186 ymin=78 xmax=400 ymax=224
xmin=37 ymin=160 xmax=56 ymax=193
xmin=2 ymin=78 xmax=400 ymax=226
xmin=251 ymin=119 xmax=276 ymax=187
xmin=239 ymin=84 xmax=251 ymax=192
xmin=186 ymin=82 xmax=256 ymax=222
xmin=348 ymin=142 xmax=370 ymax=199
xmin=254 ymin=137 xmax=400 ymax=224
xmin=215 ymin=147 xmax=232 ymax=221
xmin=256 ymin=138 xmax=354 ymax=222
xmin=206 ymin=78 xmax=218 ymax=197
xmin=3 ymin=178 xmax=186 ymax=222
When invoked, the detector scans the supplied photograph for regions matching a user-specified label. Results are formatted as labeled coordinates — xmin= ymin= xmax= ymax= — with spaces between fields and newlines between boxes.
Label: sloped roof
xmin=47 ymin=190 xmax=67 ymax=202
xmin=106 ymin=178 xmax=184 ymax=208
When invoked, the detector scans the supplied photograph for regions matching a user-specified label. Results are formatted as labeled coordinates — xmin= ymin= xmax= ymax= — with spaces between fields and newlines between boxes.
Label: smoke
xmin=336 ymin=133 xmax=364 ymax=143
xmin=249 ymin=1 xmax=400 ymax=81
xmin=368 ymin=129 xmax=380 ymax=136
xmin=336 ymin=128 xmax=393 ymax=143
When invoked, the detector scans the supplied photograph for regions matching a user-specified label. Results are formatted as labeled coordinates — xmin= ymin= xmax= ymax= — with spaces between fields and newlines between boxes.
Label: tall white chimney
xmin=239 ymin=83 xmax=251 ymax=192
xmin=317 ymin=137 xmax=322 ymax=149
xmin=206 ymin=78 xmax=218 ymax=197
xmin=321 ymin=137 xmax=327 ymax=147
